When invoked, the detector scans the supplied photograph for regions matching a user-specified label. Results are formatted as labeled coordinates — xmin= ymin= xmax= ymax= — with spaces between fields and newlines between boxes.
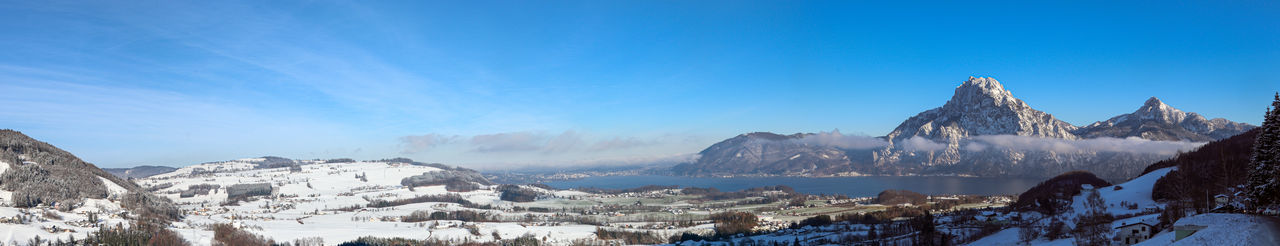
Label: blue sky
xmin=1 ymin=1 xmax=1276 ymax=168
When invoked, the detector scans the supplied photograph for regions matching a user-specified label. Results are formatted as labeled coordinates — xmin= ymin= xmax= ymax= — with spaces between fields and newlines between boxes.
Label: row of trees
xmin=499 ymin=185 xmax=541 ymax=202
xmin=593 ymin=228 xmax=666 ymax=244
xmin=336 ymin=234 xmax=542 ymax=246
xmin=401 ymin=210 xmax=497 ymax=222
xmin=367 ymin=193 xmax=491 ymax=209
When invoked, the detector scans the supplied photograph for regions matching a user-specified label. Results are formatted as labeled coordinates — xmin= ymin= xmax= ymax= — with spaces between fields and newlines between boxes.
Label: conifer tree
xmin=1248 ymin=92 xmax=1280 ymax=210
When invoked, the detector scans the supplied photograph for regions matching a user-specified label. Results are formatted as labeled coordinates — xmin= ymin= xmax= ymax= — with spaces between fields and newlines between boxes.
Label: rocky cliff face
xmin=1074 ymin=97 xmax=1255 ymax=141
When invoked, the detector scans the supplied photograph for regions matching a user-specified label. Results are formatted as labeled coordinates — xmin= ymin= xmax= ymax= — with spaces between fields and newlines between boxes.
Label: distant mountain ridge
xmin=1074 ymin=97 xmax=1255 ymax=141
xmin=672 ymin=132 xmax=867 ymax=176
xmin=676 ymin=77 xmax=1256 ymax=179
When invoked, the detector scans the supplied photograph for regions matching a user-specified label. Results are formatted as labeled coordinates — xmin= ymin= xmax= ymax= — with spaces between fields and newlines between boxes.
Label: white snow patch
xmin=1068 ymin=167 xmax=1175 ymax=219
xmin=99 ymin=176 xmax=129 ymax=197
xmin=965 ymin=227 xmax=1077 ymax=246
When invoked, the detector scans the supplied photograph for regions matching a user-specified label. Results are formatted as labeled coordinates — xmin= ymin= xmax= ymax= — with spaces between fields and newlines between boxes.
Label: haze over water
xmin=543 ymin=175 xmax=1044 ymax=197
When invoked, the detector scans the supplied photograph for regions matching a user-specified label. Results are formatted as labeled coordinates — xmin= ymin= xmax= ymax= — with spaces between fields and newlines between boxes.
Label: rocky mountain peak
xmin=946 ymin=77 xmax=1023 ymax=110
xmin=1143 ymin=97 xmax=1165 ymax=108
xmin=885 ymin=77 xmax=1077 ymax=144
xmin=1133 ymin=97 xmax=1188 ymax=123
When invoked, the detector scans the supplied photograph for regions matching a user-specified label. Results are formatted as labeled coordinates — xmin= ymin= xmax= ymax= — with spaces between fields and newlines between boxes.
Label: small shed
xmin=1174 ymin=225 xmax=1207 ymax=242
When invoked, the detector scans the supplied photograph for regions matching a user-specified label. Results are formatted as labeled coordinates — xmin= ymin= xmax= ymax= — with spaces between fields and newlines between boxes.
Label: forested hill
xmin=0 ymin=129 xmax=179 ymax=221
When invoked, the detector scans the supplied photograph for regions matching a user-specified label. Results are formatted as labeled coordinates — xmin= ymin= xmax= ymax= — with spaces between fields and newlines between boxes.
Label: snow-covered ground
xmin=139 ymin=159 xmax=692 ymax=245
xmin=965 ymin=227 xmax=1076 ymax=246
xmin=968 ymin=166 xmax=1280 ymax=246
xmin=1065 ymin=167 xmax=1173 ymax=219
xmin=1135 ymin=213 xmax=1280 ymax=246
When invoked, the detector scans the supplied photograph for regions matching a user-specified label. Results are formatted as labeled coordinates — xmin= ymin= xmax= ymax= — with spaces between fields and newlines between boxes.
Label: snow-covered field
xmin=137 ymin=159 xmax=689 ymax=245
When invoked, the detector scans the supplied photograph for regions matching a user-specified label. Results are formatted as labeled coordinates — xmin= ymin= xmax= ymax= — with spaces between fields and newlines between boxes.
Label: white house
xmin=1113 ymin=222 xmax=1155 ymax=245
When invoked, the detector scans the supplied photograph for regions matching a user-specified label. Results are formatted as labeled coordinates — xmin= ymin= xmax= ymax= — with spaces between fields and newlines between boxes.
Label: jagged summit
xmin=1075 ymin=97 xmax=1255 ymax=141
xmin=886 ymin=77 xmax=1077 ymax=144
xmin=1144 ymin=96 xmax=1164 ymax=107
xmin=947 ymin=76 xmax=1021 ymax=109
xmin=1133 ymin=97 xmax=1189 ymax=123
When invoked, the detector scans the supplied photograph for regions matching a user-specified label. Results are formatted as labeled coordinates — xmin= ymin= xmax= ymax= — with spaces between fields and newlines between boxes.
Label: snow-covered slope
xmin=967 ymin=167 xmax=1179 ymax=245
xmin=0 ymin=130 xmax=171 ymax=244
xmin=966 ymin=227 xmax=1077 ymax=246
xmin=1066 ymin=167 xmax=1174 ymax=217
xmin=1135 ymin=213 xmax=1280 ymax=246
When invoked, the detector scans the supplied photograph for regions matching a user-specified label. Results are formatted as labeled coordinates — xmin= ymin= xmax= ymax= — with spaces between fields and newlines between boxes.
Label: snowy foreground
xmin=1136 ymin=213 xmax=1280 ymax=246
xmin=967 ymin=167 xmax=1280 ymax=246
xmin=967 ymin=213 xmax=1280 ymax=246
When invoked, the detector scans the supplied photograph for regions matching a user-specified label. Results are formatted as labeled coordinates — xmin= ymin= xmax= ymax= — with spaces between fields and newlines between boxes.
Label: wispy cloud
xmin=469 ymin=152 xmax=699 ymax=171
xmin=469 ymin=131 xmax=552 ymax=153
xmin=588 ymin=137 xmax=655 ymax=151
xmin=543 ymin=131 xmax=585 ymax=153
xmin=400 ymin=130 xmax=679 ymax=155
xmin=965 ymin=135 xmax=1204 ymax=155
xmin=794 ymin=129 xmax=888 ymax=149
xmin=398 ymin=134 xmax=460 ymax=154
xmin=900 ymin=136 xmax=948 ymax=152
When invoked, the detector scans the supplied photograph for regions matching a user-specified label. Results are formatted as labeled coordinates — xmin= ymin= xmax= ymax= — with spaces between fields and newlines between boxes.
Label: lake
xmin=542 ymin=175 xmax=1043 ymax=197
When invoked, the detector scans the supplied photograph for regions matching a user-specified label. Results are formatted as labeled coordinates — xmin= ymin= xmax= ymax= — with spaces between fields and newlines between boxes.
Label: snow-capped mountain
xmin=1074 ymin=97 xmax=1255 ymax=141
xmin=678 ymin=77 xmax=1237 ymax=179
xmin=885 ymin=76 xmax=1078 ymax=144
xmin=876 ymin=77 xmax=1080 ymax=168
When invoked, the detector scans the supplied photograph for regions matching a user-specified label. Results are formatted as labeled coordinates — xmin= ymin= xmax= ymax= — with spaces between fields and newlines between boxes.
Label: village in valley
xmin=118 ymin=157 xmax=1020 ymax=245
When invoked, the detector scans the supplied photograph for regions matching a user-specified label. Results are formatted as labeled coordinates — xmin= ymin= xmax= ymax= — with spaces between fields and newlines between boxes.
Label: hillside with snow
xmin=0 ymin=130 xmax=180 ymax=245
xmin=967 ymin=165 xmax=1280 ymax=246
